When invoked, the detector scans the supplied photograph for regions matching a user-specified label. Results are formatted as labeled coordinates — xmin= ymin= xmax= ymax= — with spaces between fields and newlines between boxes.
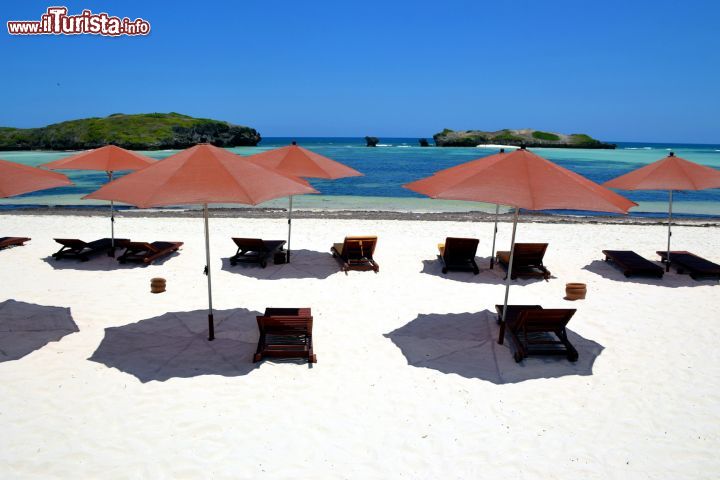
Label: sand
xmin=0 ymin=212 xmax=718 ymax=479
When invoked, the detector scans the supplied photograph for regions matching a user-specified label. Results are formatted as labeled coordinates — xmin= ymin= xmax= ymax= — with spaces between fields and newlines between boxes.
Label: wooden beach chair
xmin=53 ymin=238 xmax=129 ymax=261
xmin=254 ymin=307 xmax=316 ymax=364
xmin=496 ymin=243 xmax=551 ymax=280
xmin=117 ymin=241 xmax=183 ymax=265
xmin=0 ymin=237 xmax=30 ymax=250
xmin=495 ymin=305 xmax=578 ymax=363
xmin=437 ymin=237 xmax=480 ymax=274
xmin=656 ymin=251 xmax=720 ymax=280
xmin=229 ymin=238 xmax=286 ymax=268
xmin=331 ymin=236 xmax=379 ymax=273
xmin=603 ymin=250 xmax=664 ymax=278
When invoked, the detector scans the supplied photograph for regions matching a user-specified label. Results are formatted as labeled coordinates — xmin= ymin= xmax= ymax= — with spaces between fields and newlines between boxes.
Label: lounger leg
xmin=254 ymin=333 xmax=265 ymax=362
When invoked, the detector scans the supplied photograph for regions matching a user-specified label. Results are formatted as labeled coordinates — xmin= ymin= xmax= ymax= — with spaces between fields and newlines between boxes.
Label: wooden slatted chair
xmin=496 ymin=243 xmax=550 ymax=280
xmin=53 ymin=238 xmax=129 ymax=261
xmin=229 ymin=238 xmax=286 ymax=268
xmin=495 ymin=305 xmax=578 ymax=362
xmin=117 ymin=241 xmax=183 ymax=265
xmin=254 ymin=307 xmax=316 ymax=364
xmin=331 ymin=236 xmax=379 ymax=273
xmin=437 ymin=237 xmax=480 ymax=274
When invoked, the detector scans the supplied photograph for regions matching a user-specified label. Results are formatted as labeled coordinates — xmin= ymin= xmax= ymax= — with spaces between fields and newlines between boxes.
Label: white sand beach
xmin=1 ymin=212 xmax=719 ymax=479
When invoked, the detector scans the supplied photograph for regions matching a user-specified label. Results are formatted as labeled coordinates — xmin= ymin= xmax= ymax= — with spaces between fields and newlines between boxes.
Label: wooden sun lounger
xmin=603 ymin=250 xmax=664 ymax=278
xmin=229 ymin=238 xmax=286 ymax=268
xmin=495 ymin=305 xmax=578 ymax=363
xmin=254 ymin=308 xmax=316 ymax=364
xmin=0 ymin=237 xmax=30 ymax=250
xmin=438 ymin=237 xmax=480 ymax=274
xmin=657 ymin=251 xmax=720 ymax=280
xmin=53 ymin=238 xmax=129 ymax=261
xmin=496 ymin=243 xmax=551 ymax=280
xmin=117 ymin=241 xmax=183 ymax=264
xmin=331 ymin=236 xmax=379 ymax=273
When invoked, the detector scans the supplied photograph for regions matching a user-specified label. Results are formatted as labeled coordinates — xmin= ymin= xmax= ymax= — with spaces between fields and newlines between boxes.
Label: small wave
xmin=624 ymin=147 xmax=653 ymax=150
xmin=376 ymin=144 xmax=392 ymax=147
xmin=396 ymin=145 xmax=411 ymax=148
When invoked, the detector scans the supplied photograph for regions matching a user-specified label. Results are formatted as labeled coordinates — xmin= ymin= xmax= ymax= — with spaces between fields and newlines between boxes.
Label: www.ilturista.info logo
xmin=7 ymin=6 xmax=150 ymax=36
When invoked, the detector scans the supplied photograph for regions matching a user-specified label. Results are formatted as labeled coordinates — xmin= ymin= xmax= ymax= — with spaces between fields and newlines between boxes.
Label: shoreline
xmin=1 ymin=205 xmax=719 ymax=227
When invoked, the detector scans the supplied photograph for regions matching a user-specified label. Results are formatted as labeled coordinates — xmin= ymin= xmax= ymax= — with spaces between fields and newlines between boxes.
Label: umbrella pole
xmin=107 ymin=171 xmax=116 ymax=257
xmin=287 ymin=195 xmax=293 ymax=263
xmin=666 ymin=190 xmax=673 ymax=272
xmin=498 ymin=207 xmax=519 ymax=345
xmin=203 ymin=204 xmax=215 ymax=341
xmin=490 ymin=203 xmax=499 ymax=269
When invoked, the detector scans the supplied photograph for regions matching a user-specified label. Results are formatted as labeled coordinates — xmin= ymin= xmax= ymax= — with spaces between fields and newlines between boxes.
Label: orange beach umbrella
xmin=85 ymin=143 xmax=317 ymax=340
xmin=0 ymin=158 xmax=73 ymax=198
xmin=604 ymin=152 xmax=720 ymax=271
xmin=405 ymin=146 xmax=636 ymax=344
xmin=247 ymin=142 xmax=362 ymax=261
xmin=42 ymin=145 xmax=155 ymax=254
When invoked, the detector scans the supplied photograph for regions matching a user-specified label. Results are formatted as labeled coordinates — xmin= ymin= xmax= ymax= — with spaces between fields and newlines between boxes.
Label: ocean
xmin=2 ymin=138 xmax=720 ymax=217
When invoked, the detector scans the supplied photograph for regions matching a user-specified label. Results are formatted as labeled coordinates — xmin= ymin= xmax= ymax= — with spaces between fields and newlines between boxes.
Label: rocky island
xmin=0 ymin=112 xmax=261 ymax=150
xmin=433 ymin=128 xmax=615 ymax=149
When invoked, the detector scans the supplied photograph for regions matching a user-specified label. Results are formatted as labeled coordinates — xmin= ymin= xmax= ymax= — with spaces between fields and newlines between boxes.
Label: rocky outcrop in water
xmin=419 ymin=138 xmax=430 ymax=147
xmin=365 ymin=136 xmax=379 ymax=147
xmin=432 ymin=128 xmax=615 ymax=149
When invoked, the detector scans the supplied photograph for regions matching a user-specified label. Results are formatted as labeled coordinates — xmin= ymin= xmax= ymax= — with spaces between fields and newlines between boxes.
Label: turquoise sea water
xmin=2 ymin=138 xmax=720 ymax=217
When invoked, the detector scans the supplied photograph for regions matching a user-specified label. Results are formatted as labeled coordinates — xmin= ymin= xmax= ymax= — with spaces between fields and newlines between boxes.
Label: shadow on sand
xmin=583 ymin=259 xmax=717 ymax=287
xmin=41 ymin=251 xmax=181 ymax=271
xmin=0 ymin=299 xmax=79 ymax=362
xmin=89 ymin=308 xmax=263 ymax=382
xmin=385 ymin=310 xmax=603 ymax=384
xmin=420 ymin=257 xmax=547 ymax=285
xmin=220 ymin=249 xmax=339 ymax=280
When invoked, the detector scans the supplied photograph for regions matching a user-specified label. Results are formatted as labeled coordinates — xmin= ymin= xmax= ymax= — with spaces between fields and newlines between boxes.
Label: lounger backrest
xmin=517 ymin=309 xmax=575 ymax=332
xmin=233 ymin=238 xmax=267 ymax=251
xmin=444 ymin=237 xmax=479 ymax=261
xmin=343 ymin=236 xmax=377 ymax=259
xmin=54 ymin=238 xmax=88 ymax=249
xmin=257 ymin=315 xmax=313 ymax=335
xmin=512 ymin=243 xmax=548 ymax=265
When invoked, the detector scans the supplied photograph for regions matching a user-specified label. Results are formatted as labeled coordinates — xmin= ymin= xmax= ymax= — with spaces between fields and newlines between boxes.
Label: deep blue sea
xmin=2 ymin=138 xmax=720 ymax=217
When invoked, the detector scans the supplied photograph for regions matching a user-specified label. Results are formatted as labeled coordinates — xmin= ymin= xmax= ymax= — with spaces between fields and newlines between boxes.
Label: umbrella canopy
xmin=404 ymin=147 xmax=636 ymax=345
xmin=41 ymin=145 xmax=156 ymax=254
xmin=85 ymin=143 xmax=317 ymax=340
xmin=406 ymin=148 xmax=635 ymax=213
xmin=0 ymin=299 xmax=79 ymax=362
xmin=604 ymin=152 xmax=720 ymax=271
xmin=603 ymin=152 xmax=720 ymax=191
xmin=246 ymin=142 xmax=363 ymax=261
xmin=246 ymin=143 xmax=362 ymax=179
xmin=0 ymin=158 xmax=72 ymax=198
xmin=40 ymin=144 xmax=155 ymax=172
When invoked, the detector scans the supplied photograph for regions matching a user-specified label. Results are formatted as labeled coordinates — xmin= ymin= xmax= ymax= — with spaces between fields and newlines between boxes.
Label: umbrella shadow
xmin=420 ymin=258 xmax=545 ymax=285
xmin=583 ymin=259 xmax=715 ymax=287
xmin=220 ymin=249 xmax=339 ymax=280
xmin=88 ymin=308 xmax=262 ymax=382
xmin=41 ymin=251 xmax=180 ymax=271
xmin=385 ymin=310 xmax=603 ymax=384
xmin=0 ymin=299 xmax=79 ymax=362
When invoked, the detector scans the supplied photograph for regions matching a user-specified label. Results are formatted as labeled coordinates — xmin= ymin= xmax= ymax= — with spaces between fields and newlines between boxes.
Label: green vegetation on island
xmin=432 ymin=128 xmax=615 ymax=149
xmin=0 ymin=113 xmax=261 ymax=151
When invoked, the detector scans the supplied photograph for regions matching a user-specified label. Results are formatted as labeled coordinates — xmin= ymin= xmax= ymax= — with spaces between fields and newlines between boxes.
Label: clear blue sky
xmin=1 ymin=0 xmax=719 ymax=143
